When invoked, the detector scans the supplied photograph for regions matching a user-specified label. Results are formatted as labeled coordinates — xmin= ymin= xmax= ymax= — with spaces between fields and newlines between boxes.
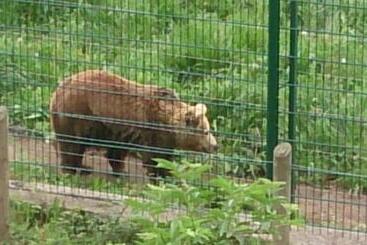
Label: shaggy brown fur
xmin=50 ymin=70 xmax=218 ymax=177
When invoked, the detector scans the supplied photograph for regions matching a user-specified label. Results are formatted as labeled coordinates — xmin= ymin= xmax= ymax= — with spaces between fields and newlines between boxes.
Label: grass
xmin=1 ymin=0 xmax=367 ymax=190
xmin=10 ymin=161 xmax=130 ymax=195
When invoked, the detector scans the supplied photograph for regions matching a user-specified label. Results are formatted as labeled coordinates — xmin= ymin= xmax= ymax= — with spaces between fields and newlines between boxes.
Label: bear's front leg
xmin=143 ymin=158 xmax=172 ymax=181
xmin=106 ymin=148 xmax=128 ymax=176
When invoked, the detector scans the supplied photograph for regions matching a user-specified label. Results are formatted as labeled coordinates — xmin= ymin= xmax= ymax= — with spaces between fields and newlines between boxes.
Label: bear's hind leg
xmin=57 ymin=140 xmax=86 ymax=174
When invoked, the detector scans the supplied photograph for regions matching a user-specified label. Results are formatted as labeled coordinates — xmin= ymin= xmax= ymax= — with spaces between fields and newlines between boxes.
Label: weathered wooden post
xmin=0 ymin=107 xmax=9 ymax=241
xmin=273 ymin=142 xmax=292 ymax=245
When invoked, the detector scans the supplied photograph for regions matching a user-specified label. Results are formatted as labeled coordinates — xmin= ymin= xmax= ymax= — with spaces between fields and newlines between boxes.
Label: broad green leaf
xmin=154 ymin=158 xmax=177 ymax=171
xmin=209 ymin=177 xmax=233 ymax=191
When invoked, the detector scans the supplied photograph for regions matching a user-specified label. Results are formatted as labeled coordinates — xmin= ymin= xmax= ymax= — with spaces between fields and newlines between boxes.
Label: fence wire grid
xmin=1 ymin=0 xmax=367 ymax=236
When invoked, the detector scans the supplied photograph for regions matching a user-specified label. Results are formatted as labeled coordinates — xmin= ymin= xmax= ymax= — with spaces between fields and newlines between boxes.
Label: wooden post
xmin=273 ymin=142 xmax=292 ymax=245
xmin=0 ymin=107 xmax=9 ymax=241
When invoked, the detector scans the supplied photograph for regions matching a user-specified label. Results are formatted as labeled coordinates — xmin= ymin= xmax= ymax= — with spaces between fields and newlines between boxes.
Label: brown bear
xmin=50 ymin=70 xmax=218 ymax=178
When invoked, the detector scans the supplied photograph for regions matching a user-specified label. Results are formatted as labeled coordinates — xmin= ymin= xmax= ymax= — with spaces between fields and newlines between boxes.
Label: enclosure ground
xmin=8 ymin=135 xmax=367 ymax=243
xmin=290 ymin=227 xmax=366 ymax=245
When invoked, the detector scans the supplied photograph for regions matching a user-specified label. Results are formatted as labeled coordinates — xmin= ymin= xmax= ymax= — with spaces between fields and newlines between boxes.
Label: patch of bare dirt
xmin=295 ymin=184 xmax=367 ymax=233
xmin=290 ymin=226 xmax=367 ymax=245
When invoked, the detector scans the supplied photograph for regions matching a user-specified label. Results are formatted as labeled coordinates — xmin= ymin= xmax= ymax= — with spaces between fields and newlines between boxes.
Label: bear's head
xmin=174 ymin=103 xmax=218 ymax=153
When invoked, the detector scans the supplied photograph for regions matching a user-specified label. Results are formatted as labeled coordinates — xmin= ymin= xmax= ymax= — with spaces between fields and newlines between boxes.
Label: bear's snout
xmin=203 ymin=134 xmax=219 ymax=153
xmin=212 ymin=144 xmax=219 ymax=152
xmin=208 ymin=142 xmax=219 ymax=153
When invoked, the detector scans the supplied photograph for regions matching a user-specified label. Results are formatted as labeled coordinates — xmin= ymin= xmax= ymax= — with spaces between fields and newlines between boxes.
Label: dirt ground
xmin=7 ymin=135 xmax=367 ymax=244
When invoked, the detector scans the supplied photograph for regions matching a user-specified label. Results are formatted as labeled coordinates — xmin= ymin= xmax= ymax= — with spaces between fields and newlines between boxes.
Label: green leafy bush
xmin=126 ymin=159 xmax=302 ymax=244
xmin=8 ymin=200 xmax=138 ymax=244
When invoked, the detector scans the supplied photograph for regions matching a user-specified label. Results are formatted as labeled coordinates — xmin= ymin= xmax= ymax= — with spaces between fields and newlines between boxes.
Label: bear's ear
xmin=194 ymin=103 xmax=207 ymax=117
xmin=154 ymin=88 xmax=179 ymax=100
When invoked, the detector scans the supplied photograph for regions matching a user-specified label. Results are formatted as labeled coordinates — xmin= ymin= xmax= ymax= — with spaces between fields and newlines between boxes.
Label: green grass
xmin=10 ymin=160 xmax=146 ymax=197
xmin=1 ymin=0 xmax=367 ymax=190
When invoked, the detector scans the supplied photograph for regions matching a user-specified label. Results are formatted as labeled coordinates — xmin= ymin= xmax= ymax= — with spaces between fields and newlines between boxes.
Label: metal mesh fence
xmin=280 ymin=0 xmax=367 ymax=235
xmin=1 ymin=0 xmax=367 ymax=236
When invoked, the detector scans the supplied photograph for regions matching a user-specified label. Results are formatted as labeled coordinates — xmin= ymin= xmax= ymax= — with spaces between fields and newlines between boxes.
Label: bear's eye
xmin=185 ymin=115 xmax=199 ymax=127
xmin=185 ymin=118 xmax=193 ymax=126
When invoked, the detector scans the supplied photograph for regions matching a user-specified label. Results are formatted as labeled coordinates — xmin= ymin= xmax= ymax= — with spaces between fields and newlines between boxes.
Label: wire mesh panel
xmin=284 ymin=0 xmax=367 ymax=235
xmin=1 ymin=1 xmax=269 ymax=197
xmin=3 ymin=0 xmax=367 ymax=237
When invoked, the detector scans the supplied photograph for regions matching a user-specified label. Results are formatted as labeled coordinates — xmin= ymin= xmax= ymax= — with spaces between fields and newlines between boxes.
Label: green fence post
xmin=266 ymin=0 xmax=281 ymax=180
xmin=288 ymin=0 xmax=298 ymax=202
